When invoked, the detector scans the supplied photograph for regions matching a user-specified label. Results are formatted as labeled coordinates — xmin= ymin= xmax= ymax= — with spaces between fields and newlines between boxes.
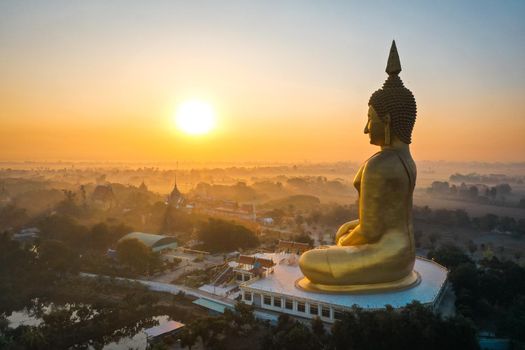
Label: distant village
xmin=1 ymin=165 xmax=525 ymax=349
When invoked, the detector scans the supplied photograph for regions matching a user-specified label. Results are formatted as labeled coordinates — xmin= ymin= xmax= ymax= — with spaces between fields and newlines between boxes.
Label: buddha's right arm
xmin=338 ymin=224 xmax=368 ymax=246
xmin=335 ymin=219 xmax=359 ymax=244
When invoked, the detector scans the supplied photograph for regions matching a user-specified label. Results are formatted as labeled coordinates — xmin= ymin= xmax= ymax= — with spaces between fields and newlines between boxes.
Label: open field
xmin=414 ymin=192 xmax=525 ymax=220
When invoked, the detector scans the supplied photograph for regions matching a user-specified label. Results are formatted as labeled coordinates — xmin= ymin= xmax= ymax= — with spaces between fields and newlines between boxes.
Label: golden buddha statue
xmin=298 ymin=41 xmax=419 ymax=293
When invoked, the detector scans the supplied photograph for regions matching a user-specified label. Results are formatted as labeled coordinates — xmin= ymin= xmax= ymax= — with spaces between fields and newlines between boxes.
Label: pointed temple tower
xmin=138 ymin=180 xmax=148 ymax=192
xmin=167 ymin=174 xmax=184 ymax=208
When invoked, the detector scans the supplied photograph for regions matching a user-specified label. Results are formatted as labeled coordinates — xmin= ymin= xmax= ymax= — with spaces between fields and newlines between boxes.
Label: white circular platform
xmin=242 ymin=255 xmax=448 ymax=309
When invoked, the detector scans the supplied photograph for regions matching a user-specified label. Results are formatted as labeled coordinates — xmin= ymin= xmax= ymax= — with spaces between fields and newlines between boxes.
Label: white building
xmin=239 ymin=252 xmax=448 ymax=323
xmin=118 ymin=232 xmax=178 ymax=253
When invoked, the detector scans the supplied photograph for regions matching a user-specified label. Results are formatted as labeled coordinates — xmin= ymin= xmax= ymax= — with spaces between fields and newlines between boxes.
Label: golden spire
xmin=386 ymin=40 xmax=402 ymax=75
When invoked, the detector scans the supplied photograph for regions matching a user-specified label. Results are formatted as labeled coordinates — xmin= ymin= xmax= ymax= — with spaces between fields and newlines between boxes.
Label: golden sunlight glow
xmin=174 ymin=100 xmax=216 ymax=135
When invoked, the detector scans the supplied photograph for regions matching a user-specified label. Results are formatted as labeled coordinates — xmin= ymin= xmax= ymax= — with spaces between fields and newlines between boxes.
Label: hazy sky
xmin=1 ymin=0 xmax=524 ymax=162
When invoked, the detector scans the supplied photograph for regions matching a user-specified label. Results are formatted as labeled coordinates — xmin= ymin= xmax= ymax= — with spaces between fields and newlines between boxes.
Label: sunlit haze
xmin=0 ymin=1 xmax=524 ymax=163
xmin=1 ymin=3 xmax=525 ymax=346
xmin=174 ymin=100 xmax=216 ymax=136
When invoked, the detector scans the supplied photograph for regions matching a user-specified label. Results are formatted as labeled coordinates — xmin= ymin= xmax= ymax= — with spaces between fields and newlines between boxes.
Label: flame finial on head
xmin=369 ymin=40 xmax=417 ymax=144
xmin=386 ymin=40 xmax=401 ymax=76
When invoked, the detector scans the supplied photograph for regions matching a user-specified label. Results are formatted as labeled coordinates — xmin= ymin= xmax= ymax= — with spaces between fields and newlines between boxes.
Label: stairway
xmin=213 ymin=266 xmax=234 ymax=286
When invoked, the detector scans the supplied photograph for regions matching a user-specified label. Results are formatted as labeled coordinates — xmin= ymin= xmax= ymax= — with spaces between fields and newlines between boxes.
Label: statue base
xmin=295 ymin=270 xmax=421 ymax=294
xmin=239 ymin=257 xmax=448 ymax=322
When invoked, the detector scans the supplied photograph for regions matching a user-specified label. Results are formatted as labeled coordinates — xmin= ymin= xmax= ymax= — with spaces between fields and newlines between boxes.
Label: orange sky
xmin=1 ymin=1 xmax=524 ymax=163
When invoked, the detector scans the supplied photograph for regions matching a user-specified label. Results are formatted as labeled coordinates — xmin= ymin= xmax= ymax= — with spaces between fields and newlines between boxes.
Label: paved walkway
xmin=80 ymin=272 xmax=236 ymax=307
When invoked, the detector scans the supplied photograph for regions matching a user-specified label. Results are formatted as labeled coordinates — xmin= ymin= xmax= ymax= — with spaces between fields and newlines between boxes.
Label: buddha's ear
xmin=384 ymin=114 xmax=391 ymax=145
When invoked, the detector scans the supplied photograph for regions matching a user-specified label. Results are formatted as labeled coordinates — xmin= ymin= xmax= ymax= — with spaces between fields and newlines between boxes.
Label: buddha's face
xmin=364 ymin=105 xmax=387 ymax=146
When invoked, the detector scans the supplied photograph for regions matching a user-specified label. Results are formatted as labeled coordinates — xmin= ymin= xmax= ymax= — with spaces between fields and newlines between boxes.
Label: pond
xmin=7 ymin=306 xmax=178 ymax=350
xmin=102 ymin=315 xmax=173 ymax=350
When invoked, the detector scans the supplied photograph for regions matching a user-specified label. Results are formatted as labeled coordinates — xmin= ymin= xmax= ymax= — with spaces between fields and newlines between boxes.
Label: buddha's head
xmin=367 ymin=40 xmax=417 ymax=146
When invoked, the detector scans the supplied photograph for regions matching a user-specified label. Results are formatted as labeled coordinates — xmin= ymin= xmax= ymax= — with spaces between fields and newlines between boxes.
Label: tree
xmin=476 ymin=213 xmax=499 ymax=231
xmin=0 ymin=233 xmax=55 ymax=314
xmin=468 ymin=185 xmax=479 ymax=199
xmin=311 ymin=316 xmax=325 ymax=338
xmin=270 ymin=316 xmax=320 ymax=350
xmin=189 ymin=317 xmax=229 ymax=349
xmin=281 ymin=323 xmax=319 ymax=350
xmin=428 ymin=232 xmax=440 ymax=247
xmin=179 ymin=327 xmax=198 ymax=350
xmin=55 ymin=189 xmax=81 ymax=217
xmin=467 ymin=240 xmax=477 ymax=255
xmin=18 ymin=326 xmax=48 ymax=349
xmin=450 ymin=262 xmax=479 ymax=292
xmin=292 ymin=233 xmax=314 ymax=247
xmin=495 ymin=183 xmax=512 ymax=196
xmin=499 ymin=296 xmax=525 ymax=341
xmin=90 ymin=222 xmax=110 ymax=250
xmin=38 ymin=239 xmax=79 ymax=275
xmin=330 ymin=302 xmax=479 ymax=350
xmin=36 ymin=215 xmax=88 ymax=250
xmin=307 ymin=210 xmax=321 ymax=225
xmin=232 ymin=301 xmax=255 ymax=326
xmin=116 ymin=238 xmax=158 ymax=274
xmin=0 ymin=204 xmax=28 ymax=230
xmin=427 ymin=244 xmax=472 ymax=269
xmin=198 ymin=218 xmax=259 ymax=253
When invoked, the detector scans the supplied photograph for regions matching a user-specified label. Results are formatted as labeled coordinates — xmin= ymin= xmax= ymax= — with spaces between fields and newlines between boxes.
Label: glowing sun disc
xmin=175 ymin=100 xmax=216 ymax=135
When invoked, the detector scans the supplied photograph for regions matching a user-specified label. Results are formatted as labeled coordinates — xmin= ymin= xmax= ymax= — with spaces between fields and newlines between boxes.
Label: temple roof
xmin=238 ymin=255 xmax=275 ymax=268
xmin=277 ymin=240 xmax=310 ymax=254
xmin=167 ymin=176 xmax=184 ymax=206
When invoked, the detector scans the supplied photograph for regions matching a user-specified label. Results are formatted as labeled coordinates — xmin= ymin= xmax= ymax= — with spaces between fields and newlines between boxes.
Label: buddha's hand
xmin=335 ymin=219 xmax=359 ymax=244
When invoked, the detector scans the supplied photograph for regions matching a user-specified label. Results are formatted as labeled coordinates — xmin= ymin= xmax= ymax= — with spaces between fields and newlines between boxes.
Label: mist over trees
xmin=427 ymin=180 xmax=520 ymax=207
xmin=413 ymin=206 xmax=525 ymax=236
xmin=1 ymin=163 xmax=525 ymax=348
xmin=449 ymin=173 xmax=524 ymax=185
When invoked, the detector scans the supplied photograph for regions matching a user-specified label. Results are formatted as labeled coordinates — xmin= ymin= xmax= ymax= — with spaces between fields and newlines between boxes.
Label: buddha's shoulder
xmin=364 ymin=151 xmax=405 ymax=173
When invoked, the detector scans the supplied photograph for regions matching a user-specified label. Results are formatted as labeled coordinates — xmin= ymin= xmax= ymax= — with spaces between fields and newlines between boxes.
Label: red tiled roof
xmin=238 ymin=255 xmax=255 ymax=265
xmin=277 ymin=240 xmax=310 ymax=253
xmin=257 ymin=258 xmax=275 ymax=268
xmin=238 ymin=255 xmax=275 ymax=268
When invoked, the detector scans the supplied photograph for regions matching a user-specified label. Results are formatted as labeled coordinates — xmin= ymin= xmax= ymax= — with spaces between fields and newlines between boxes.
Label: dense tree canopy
xmin=116 ymin=238 xmax=162 ymax=275
xmin=38 ymin=239 xmax=79 ymax=275
xmin=430 ymin=244 xmax=525 ymax=343
xmin=427 ymin=243 xmax=473 ymax=269
xmin=198 ymin=218 xmax=259 ymax=252
xmin=330 ymin=302 xmax=478 ymax=350
xmin=182 ymin=301 xmax=479 ymax=350
xmin=0 ymin=233 xmax=50 ymax=314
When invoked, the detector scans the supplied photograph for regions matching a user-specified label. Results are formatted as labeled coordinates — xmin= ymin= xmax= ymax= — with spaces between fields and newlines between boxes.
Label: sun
xmin=174 ymin=100 xmax=216 ymax=135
